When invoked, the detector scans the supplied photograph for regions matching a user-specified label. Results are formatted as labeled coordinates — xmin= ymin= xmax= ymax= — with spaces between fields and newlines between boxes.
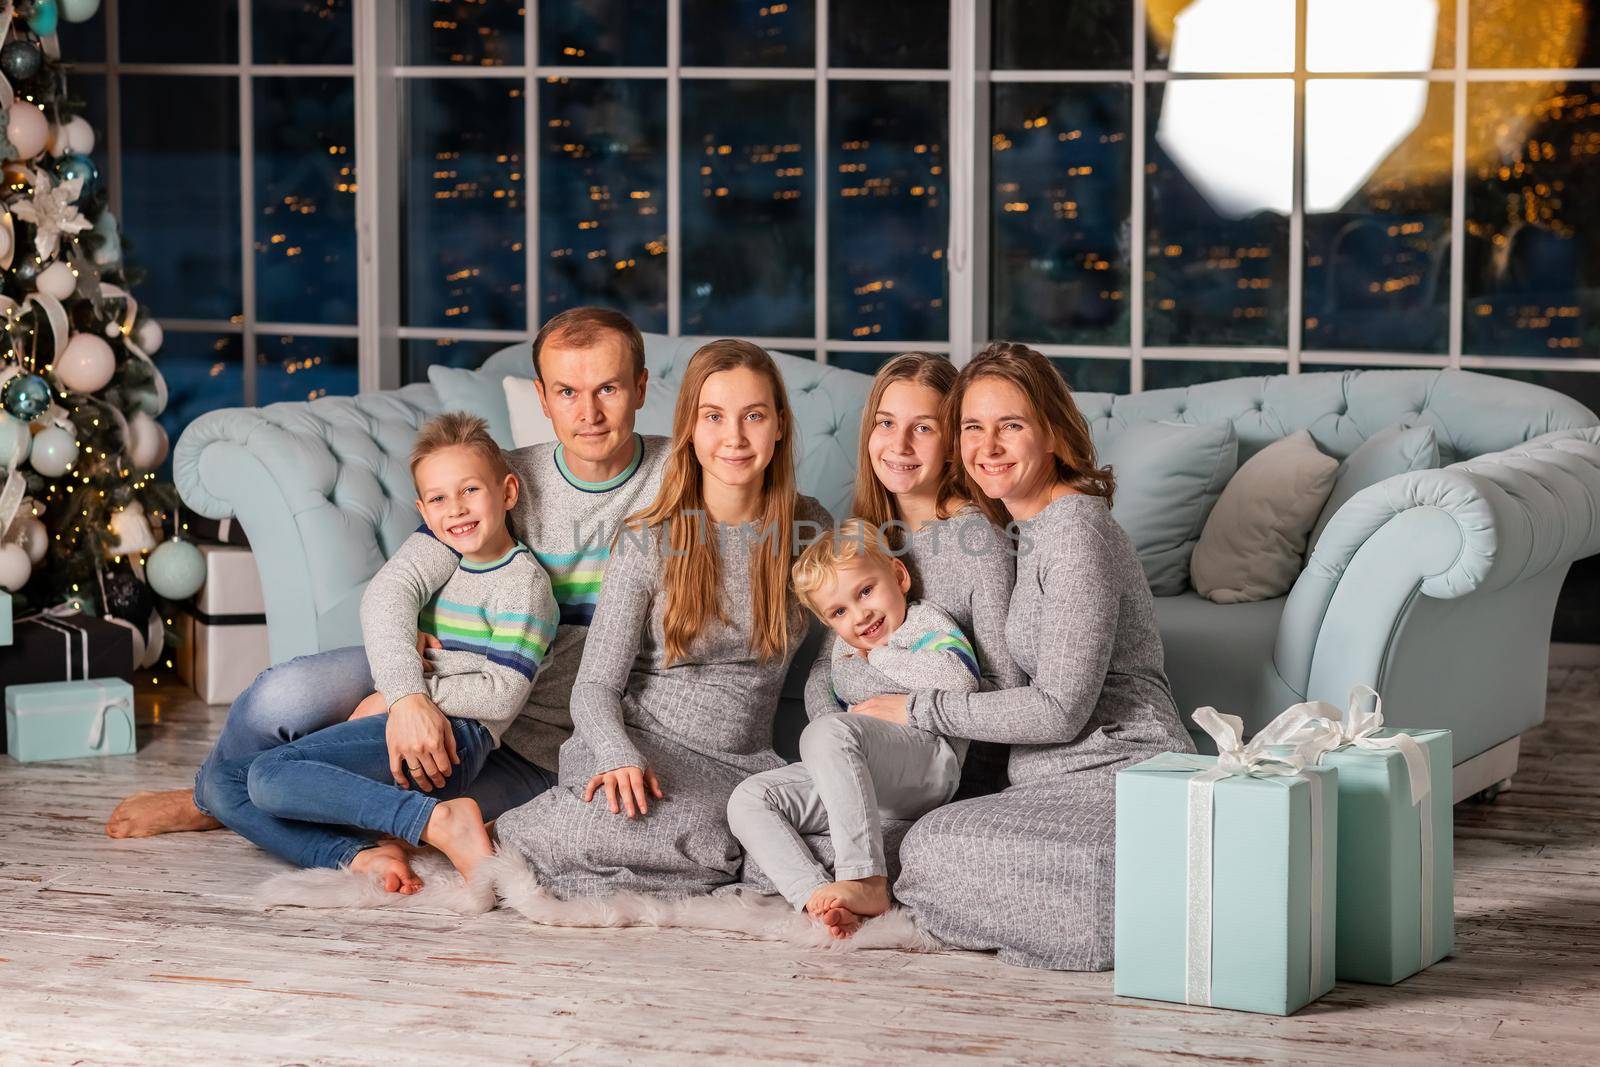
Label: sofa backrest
xmin=480 ymin=334 xmax=873 ymax=516
xmin=1078 ymin=370 xmax=1598 ymax=466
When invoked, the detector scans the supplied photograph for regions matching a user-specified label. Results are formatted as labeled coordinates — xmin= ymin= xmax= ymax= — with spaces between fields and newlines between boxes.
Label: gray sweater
xmin=411 ymin=544 xmax=558 ymax=745
xmin=361 ymin=433 xmax=669 ymax=769
xmin=567 ymin=496 xmax=835 ymax=782
xmin=906 ymin=493 xmax=1193 ymax=784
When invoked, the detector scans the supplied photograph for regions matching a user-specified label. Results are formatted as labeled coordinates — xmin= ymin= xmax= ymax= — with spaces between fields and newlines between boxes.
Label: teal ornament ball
xmin=2 ymin=372 xmax=52 ymax=419
xmin=0 ymin=41 xmax=42 ymax=82
xmin=0 ymin=410 xmax=30 ymax=466
xmin=27 ymin=423 xmax=76 ymax=477
xmin=60 ymin=0 xmax=100 ymax=23
xmin=146 ymin=539 xmax=205 ymax=600
xmin=26 ymin=0 xmax=58 ymax=36
xmin=53 ymin=153 xmax=97 ymax=198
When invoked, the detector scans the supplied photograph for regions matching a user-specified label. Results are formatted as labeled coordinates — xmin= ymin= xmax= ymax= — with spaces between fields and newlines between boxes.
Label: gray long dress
xmin=494 ymin=497 xmax=829 ymax=898
xmin=893 ymin=493 xmax=1194 ymax=970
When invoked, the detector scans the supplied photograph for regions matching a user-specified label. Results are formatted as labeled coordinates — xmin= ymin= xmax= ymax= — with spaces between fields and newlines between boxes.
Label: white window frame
xmin=76 ymin=0 xmax=1600 ymax=407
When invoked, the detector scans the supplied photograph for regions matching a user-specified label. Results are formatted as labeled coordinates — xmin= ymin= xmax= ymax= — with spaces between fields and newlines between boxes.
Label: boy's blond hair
xmin=409 ymin=411 xmax=512 ymax=485
xmin=791 ymin=518 xmax=898 ymax=616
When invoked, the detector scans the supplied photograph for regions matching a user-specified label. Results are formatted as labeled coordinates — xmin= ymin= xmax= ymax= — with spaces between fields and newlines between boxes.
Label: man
xmin=107 ymin=308 xmax=668 ymax=848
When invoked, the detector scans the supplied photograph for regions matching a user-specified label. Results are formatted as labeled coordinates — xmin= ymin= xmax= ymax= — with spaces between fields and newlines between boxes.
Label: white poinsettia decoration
xmin=12 ymin=171 xmax=90 ymax=262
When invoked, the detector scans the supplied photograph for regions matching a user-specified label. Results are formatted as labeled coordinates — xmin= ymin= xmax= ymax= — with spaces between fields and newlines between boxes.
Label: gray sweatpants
xmin=727 ymin=712 xmax=961 ymax=911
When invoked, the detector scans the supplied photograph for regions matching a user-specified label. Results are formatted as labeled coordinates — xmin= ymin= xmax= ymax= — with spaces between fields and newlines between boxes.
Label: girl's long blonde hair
xmin=850 ymin=352 xmax=967 ymax=539
xmin=627 ymin=339 xmax=800 ymax=665
xmin=947 ymin=342 xmax=1115 ymax=527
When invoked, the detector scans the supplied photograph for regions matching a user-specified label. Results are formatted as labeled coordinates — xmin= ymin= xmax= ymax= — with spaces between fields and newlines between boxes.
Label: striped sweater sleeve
xmin=362 ymin=528 xmax=462 ymax=708
xmin=866 ymin=613 xmax=982 ymax=696
xmin=425 ymin=556 xmax=559 ymax=743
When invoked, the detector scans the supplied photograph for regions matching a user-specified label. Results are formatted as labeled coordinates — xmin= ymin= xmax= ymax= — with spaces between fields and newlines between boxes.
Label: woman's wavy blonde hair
xmin=947 ymin=341 xmax=1114 ymax=527
xmin=626 ymin=339 xmax=800 ymax=665
xmin=850 ymin=352 xmax=967 ymax=539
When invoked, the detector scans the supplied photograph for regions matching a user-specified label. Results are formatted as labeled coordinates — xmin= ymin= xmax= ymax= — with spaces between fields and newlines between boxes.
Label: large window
xmin=79 ymin=1 xmax=1600 ymax=431
xmin=67 ymin=0 xmax=360 ymax=456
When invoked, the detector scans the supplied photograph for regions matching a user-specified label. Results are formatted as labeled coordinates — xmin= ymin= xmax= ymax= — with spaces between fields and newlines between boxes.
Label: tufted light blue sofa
xmin=175 ymin=335 xmax=1600 ymax=799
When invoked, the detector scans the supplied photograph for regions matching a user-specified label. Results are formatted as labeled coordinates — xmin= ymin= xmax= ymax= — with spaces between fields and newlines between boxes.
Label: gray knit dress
xmin=893 ymin=493 xmax=1194 ymax=970
xmin=494 ymin=496 xmax=832 ymax=898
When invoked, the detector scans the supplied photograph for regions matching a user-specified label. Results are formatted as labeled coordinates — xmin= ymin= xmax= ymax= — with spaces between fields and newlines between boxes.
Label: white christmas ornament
xmin=0 ymin=217 xmax=12 ymax=264
xmin=54 ymin=333 xmax=116 ymax=394
xmin=35 ymin=259 xmax=76 ymax=300
xmin=108 ymin=500 xmax=156 ymax=556
xmin=0 ymin=542 xmax=29 ymax=591
xmin=27 ymin=424 xmax=78 ymax=477
xmin=134 ymin=318 xmax=163 ymax=355
xmin=18 ymin=515 xmax=46 ymax=563
xmin=6 ymin=101 xmax=49 ymax=161
xmin=61 ymin=0 xmax=104 ymax=24
xmin=48 ymin=115 xmax=96 ymax=156
xmin=141 ymin=607 xmax=165 ymax=669
xmin=127 ymin=410 xmax=168 ymax=470
xmin=0 ymin=411 xmax=29 ymax=466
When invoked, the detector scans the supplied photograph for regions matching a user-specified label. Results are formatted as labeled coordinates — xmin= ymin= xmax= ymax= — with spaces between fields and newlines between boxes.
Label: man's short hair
xmin=531 ymin=306 xmax=646 ymax=382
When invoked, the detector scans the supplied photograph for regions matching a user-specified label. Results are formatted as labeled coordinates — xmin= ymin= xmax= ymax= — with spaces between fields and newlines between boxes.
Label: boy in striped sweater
xmin=241 ymin=413 xmax=557 ymax=884
xmin=727 ymin=520 xmax=980 ymax=937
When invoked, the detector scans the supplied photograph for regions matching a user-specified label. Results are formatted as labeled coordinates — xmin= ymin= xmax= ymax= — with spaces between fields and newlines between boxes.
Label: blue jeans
xmin=218 ymin=715 xmax=491 ymax=869
xmin=194 ymin=645 xmax=556 ymax=827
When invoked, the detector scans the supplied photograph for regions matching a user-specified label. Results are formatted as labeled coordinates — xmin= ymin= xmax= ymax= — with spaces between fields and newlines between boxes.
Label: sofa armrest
xmin=1274 ymin=427 xmax=1600 ymax=698
xmin=173 ymin=389 xmax=438 ymax=663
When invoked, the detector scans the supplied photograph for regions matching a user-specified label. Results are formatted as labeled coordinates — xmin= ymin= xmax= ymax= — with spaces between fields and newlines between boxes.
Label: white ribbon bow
xmin=87 ymin=697 xmax=132 ymax=751
xmin=1184 ymin=704 xmax=1332 ymax=1008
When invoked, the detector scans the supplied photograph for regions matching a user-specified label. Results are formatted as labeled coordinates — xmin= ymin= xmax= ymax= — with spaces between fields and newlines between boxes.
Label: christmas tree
xmin=0 ymin=0 xmax=198 ymax=668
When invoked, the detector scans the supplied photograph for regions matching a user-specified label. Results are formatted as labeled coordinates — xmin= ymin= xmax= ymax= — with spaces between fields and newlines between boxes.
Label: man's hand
xmin=582 ymin=765 xmax=663 ymax=818
xmin=416 ymin=632 xmax=442 ymax=673
xmin=386 ymin=693 xmax=459 ymax=791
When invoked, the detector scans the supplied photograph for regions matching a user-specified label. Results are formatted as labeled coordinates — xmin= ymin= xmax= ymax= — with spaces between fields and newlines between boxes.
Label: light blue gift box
xmin=0 ymin=590 xmax=11 ymax=646
xmin=1114 ymin=753 xmax=1338 ymax=1015
xmin=1317 ymin=728 xmax=1453 ymax=984
xmin=4 ymin=678 xmax=137 ymax=762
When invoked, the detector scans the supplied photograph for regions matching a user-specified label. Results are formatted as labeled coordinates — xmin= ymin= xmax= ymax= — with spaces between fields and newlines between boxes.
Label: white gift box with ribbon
xmin=1260 ymin=686 xmax=1454 ymax=984
xmin=1114 ymin=706 xmax=1339 ymax=1015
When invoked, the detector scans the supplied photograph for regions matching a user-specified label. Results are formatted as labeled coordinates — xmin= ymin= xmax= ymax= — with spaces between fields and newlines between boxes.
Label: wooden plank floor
xmin=3 ymin=671 xmax=1599 ymax=1065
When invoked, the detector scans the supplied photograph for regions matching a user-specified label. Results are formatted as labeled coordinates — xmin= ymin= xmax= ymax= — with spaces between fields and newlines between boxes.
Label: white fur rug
xmin=253 ymin=850 xmax=946 ymax=954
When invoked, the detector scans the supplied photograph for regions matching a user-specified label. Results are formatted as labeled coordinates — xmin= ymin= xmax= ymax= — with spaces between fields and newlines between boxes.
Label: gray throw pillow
xmin=1101 ymin=419 xmax=1239 ymax=597
xmin=1191 ymin=430 xmax=1339 ymax=604
xmin=1306 ymin=423 xmax=1440 ymax=554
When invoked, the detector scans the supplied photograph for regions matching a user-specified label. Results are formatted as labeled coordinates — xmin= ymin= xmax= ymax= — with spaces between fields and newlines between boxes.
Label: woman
xmin=830 ymin=352 xmax=1027 ymax=795
xmin=494 ymin=339 xmax=830 ymax=897
xmin=852 ymin=342 xmax=1193 ymax=970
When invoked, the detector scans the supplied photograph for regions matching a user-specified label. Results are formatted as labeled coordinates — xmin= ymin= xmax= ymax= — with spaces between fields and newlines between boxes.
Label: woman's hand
xmin=850 ymin=694 xmax=910 ymax=725
xmin=386 ymin=693 xmax=460 ymax=790
xmin=416 ymin=632 xmax=442 ymax=673
xmin=583 ymin=765 xmax=664 ymax=818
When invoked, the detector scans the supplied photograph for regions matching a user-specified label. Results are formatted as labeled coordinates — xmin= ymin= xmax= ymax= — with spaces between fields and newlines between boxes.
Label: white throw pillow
xmin=1190 ymin=430 xmax=1339 ymax=604
xmin=503 ymin=376 xmax=558 ymax=449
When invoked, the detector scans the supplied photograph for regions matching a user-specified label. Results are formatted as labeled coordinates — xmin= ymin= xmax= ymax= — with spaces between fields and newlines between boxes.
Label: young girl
xmin=727 ymin=520 xmax=979 ymax=937
xmin=492 ymin=340 xmax=831 ymax=898
xmin=205 ymin=413 xmax=558 ymax=888
xmin=845 ymin=352 xmax=1027 ymax=794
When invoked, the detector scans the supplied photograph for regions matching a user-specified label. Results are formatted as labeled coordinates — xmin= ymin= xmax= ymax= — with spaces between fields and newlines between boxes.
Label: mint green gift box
xmin=5 ymin=678 xmax=137 ymax=762
xmin=0 ymin=590 xmax=11 ymax=646
xmin=1114 ymin=752 xmax=1338 ymax=1015
xmin=1316 ymin=726 xmax=1453 ymax=984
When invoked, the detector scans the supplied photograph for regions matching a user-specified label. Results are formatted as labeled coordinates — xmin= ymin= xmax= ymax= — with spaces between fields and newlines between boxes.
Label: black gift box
xmin=182 ymin=514 xmax=250 ymax=547
xmin=1 ymin=613 xmax=135 ymax=753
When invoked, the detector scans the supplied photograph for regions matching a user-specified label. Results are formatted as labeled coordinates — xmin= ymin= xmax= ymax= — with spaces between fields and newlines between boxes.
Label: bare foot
xmin=422 ymin=797 xmax=493 ymax=882
xmin=106 ymin=790 xmax=223 ymax=839
xmin=822 ymin=903 xmax=863 ymax=940
xmin=350 ymin=841 xmax=423 ymax=894
xmin=814 ymin=876 xmax=891 ymax=920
